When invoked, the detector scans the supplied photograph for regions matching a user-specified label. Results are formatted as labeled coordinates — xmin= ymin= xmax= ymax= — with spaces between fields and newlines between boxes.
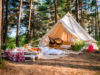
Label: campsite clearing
xmin=0 ymin=52 xmax=100 ymax=75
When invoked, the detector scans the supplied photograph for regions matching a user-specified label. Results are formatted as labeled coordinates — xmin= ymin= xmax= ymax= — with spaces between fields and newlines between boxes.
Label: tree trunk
xmin=30 ymin=28 xmax=34 ymax=45
xmin=93 ymin=18 xmax=95 ymax=38
xmin=96 ymin=0 xmax=99 ymax=40
xmin=95 ymin=0 xmax=98 ymax=40
xmin=95 ymin=15 xmax=97 ymax=40
xmin=75 ymin=0 xmax=79 ymax=22
xmin=98 ymin=16 xmax=100 ymax=40
xmin=1 ymin=0 xmax=5 ymax=45
xmin=87 ymin=0 xmax=90 ymax=33
xmin=29 ymin=3 xmax=35 ymax=44
xmin=0 ymin=0 xmax=2 ymax=64
xmin=27 ymin=0 xmax=32 ymax=43
xmin=69 ymin=0 xmax=72 ymax=14
xmin=54 ymin=0 xmax=59 ymax=23
xmin=16 ymin=0 xmax=23 ymax=47
xmin=47 ymin=20 xmax=49 ymax=32
xmin=80 ymin=0 xmax=84 ymax=28
xmin=3 ymin=0 xmax=9 ymax=43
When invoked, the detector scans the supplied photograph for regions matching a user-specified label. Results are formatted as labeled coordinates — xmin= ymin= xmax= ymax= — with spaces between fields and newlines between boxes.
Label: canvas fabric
xmin=39 ymin=12 xmax=98 ymax=49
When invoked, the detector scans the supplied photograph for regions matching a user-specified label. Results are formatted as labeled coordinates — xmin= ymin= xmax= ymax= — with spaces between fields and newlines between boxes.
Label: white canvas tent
xmin=39 ymin=12 xmax=98 ymax=50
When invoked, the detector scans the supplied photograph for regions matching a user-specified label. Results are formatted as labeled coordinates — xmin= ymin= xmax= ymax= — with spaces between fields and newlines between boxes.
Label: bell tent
xmin=39 ymin=12 xmax=98 ymax=49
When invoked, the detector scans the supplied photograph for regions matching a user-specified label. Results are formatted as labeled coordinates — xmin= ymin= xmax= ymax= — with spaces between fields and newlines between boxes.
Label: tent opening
xmin=48 ymin=22 xmax=74 ymax=46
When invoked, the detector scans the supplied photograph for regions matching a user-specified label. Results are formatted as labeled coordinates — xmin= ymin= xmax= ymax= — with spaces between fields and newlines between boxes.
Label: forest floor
xmin=0 ymin=52 xmax=100 ymax=75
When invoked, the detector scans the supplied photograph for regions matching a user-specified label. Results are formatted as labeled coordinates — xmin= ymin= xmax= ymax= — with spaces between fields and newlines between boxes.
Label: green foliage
xmin=38 ymin=5 xmax=47 ymax=11
xmin=2 ymin=43 xmax=8 ymax=50
xmin=8 ymin=43 xmax=16 ymax=50
xmin=97 ymin=41 xmax=100 ymax=46
xmin=72 ymin=40 xmax=85 ymax=51
xmin=97 ymin=41 xmax=100 ymax=50
xmin=7 ymin=37 xmax=16 ymax=44
xmin=2 ymin=43 xmax=16 ymax=50
xmin=19 ymin=35 xmax=27 ymax=47
xmin=2 ymin=37 xmax=16 ymax=50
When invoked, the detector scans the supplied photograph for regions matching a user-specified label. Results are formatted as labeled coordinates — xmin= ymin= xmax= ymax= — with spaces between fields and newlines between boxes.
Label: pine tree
xmin=27 ymin=0 xmax=33 ymax=43
xmin=0 ymin=0 xmax=2 ymax=64
xmin=75 ymin=0 xmax=79 ymax=22
xmin=54 ymin=0 xmax=59 ymax=23
xmin=16 ymin=0 xmax=23 ymax=46
xmin=95 ymin=0 xmax=98 ymax=40
xmin=80 ymin=0 xmax=84 ymax=28
xmin=3 ymin=0 xmax=9 ymax=43
xmin=69 ymin=0 xmax=72 ymax=14
xmin=2 ymin=0 xmax=5 ymax=45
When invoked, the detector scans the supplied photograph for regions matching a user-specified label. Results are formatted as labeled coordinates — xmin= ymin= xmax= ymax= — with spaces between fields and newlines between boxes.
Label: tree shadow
xmin=9 ymin=52 xmax=100 ymax=71
xmin=69 ymin=52 xmax=100 ymax=62
xmin=34 ymin=59 xmax=100 ymax=71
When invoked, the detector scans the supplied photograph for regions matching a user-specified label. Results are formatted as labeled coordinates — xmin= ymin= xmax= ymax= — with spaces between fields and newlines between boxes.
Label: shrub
xmin=97 ymin=41 xmax=100 ymax=50
xmin=72 ymin=40 xmax=85 ymax=51
xmin=8 ymin=43 xmax=16 ymax=50
xmin=2 ymin=43 xmax=16 ymax=50
xmin=2 ymin=43 xmax=8 ymax=50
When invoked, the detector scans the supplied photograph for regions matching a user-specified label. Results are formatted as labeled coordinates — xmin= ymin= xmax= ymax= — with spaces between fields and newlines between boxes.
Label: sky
xmin=9 ymin=27 xmax=26 ymax=38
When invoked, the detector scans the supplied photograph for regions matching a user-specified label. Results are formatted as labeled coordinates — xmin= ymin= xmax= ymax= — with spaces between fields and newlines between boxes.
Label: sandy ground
xmin=0 ymin=52 xmax=100 ymax=75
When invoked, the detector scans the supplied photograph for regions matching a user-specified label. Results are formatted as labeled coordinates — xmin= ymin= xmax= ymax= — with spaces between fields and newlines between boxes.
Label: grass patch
xmin=0 ymin=59 xmax=7 ymax=69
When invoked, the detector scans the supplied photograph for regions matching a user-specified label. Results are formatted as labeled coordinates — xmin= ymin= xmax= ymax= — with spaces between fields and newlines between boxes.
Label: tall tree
xmin=2 ymin=0 xmax=5 ymax=45
xmin=0 ymin=0 xmax=2 ymax=64
xmin=69 ymin=0 xmax=72 ymax=14
xmin=75 ymin=0 xmax=79 ymax=22
xmin=95 ymin=0 xmax=100 ymax=40
xmin=16 ymin=0 xmax=23 ymax=46
xmin=87 ymin=0 xmax=90 ymax=33
xmin=54 ymin=0 xmax=59 ymax=23
xmin=27 ymin=0 xmax=33 ymax=43
xmin=3 ymin=0 xmax=9 ymax=43
xmin=30 ymin=1 xmax=35 ymax=43
xmin=95 ymin=0 xmax=98 ymax=40
xmin=45 ymin=0 xmax=55 ymax=26
xmin=80 ymin=0 xmax=84 ymax=28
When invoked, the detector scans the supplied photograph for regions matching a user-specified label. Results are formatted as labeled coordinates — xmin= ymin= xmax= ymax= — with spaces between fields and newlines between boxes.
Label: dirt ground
xmin=0 ymin=52 xmax=100 ymax=75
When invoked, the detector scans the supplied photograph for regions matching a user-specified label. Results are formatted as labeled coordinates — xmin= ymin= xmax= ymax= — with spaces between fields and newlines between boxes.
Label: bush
xmin=2 ymin=43 xmax=8 ymax=50
xmin=72 ymin=40 xmax=85 ymax=51
xmin=97 ymin=41 xmax=100 ymax=50
xmin=2 ymin=43 xmax=16 ymax=50
xmin=8 ymin=43 xmax=16 ymax=50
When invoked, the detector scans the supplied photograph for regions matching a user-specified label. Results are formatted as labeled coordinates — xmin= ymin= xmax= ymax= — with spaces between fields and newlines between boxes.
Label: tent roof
xmin=43 ymin=12 xmax=96 ymax=42
xmin=60 ymin=12 xmax=96 ymax=42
